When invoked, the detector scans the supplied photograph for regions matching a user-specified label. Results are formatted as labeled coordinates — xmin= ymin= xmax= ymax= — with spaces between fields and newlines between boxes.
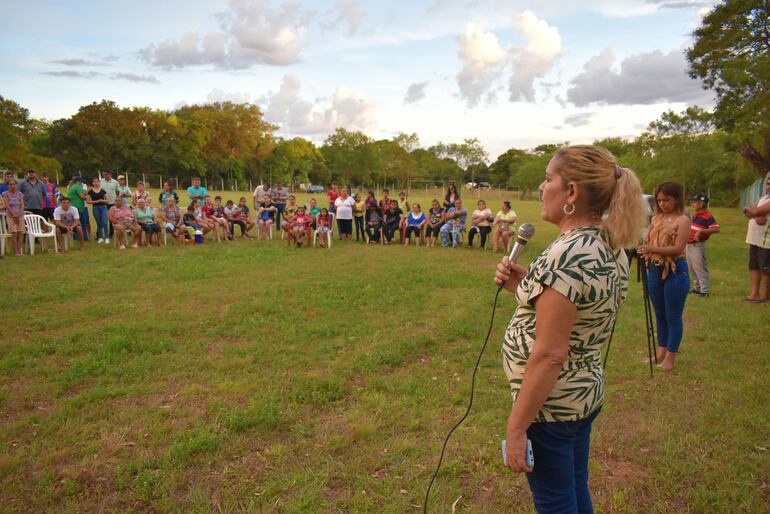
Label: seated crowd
xmin=1 ymin=171 xmax=520 ymax=253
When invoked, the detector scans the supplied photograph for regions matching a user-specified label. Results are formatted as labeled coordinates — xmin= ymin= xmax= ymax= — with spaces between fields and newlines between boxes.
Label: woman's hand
xmin=505 ymin=424 xmax=533 ymax=473
xmin=494 ymin=256 xmax=527 ymax=293
xmin=637 ymin=243 xmax=652 ymax=255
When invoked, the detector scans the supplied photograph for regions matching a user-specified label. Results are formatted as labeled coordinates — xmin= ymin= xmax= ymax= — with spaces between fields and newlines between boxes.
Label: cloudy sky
xmin=0 ymin=0 xmax=716 ymax=159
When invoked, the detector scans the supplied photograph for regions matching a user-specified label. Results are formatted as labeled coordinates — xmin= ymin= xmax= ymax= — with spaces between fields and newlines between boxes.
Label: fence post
xmin=175 ymin=177 xmax=179 ymax=190
xmin=142 ymin=173 xmax=146 ymax=185
xmin=159 ymin=175 xmax=162 ymax=189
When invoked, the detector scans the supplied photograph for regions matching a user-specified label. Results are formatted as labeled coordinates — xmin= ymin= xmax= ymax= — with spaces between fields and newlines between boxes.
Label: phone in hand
xmin=502 ymin=439 xmax=534 ymax=468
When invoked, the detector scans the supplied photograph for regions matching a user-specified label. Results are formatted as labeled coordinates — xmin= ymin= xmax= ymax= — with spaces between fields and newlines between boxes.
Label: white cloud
xmin=566 ymin=47 xmax=711 ymax=106
xmin=112 ymin=73 xmax=159 ymax=84
xmin=261 ymin=75 xmax=375 ymax=135
xmin=508 ymin=11 xmax=561 ymax=102
xmin=140 ymin=0 xmax=307 ymax=69
xmin=563 ymin=112 xmax=595 ymax=127
xmin=455 ymin=23 xmax=506 ymax=108
xmin=206 ymin=89 xmax=252 ymax=104
xmin=332 ymin=0 xmax=366 ymax=36
xmin=403 ymin=81 xmax=428 ymax=104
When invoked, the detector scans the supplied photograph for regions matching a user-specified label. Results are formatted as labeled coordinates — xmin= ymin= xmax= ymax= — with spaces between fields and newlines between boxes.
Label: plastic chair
xmin=24 ymin=214 xmax=57 ymax=254
xmin=0 ymin=214 xmax=11 ymax=256
xmin=468 ymin=225 xmax=489 ymax=250
xmin=312 ymin=213 xmax=335 ymax=248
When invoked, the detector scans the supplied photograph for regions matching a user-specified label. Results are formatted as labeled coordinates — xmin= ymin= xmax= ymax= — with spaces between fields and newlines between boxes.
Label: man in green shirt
xmin=67 ymin=176 xmax=89 ymax=240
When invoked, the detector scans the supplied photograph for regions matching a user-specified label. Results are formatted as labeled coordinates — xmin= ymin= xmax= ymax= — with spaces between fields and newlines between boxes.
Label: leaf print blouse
xmin=502 ymin=225 xmax=629 ymax=423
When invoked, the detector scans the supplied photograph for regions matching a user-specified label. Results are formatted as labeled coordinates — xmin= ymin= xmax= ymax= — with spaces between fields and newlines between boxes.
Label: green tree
xmin=0 ymin=96 xmax=61 ymax=174
xmin=687 ymin=0 xmax=770 ymax=174
xmin=320 ymin=128 xmax=373 ymax=185
xmin=266 ymin=137 xmax=327 ymax=188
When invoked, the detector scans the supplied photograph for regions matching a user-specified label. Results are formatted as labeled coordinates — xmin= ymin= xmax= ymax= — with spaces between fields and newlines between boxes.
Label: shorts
xmin=317 ymin=227 xmax=331 ymax=234
xmin=57 ymin=225 xmax=75 ymax=234
xmin=42 ymin=208 xmax=55 ymax=220
xmin=749 ymin=244 xmax=770 ymax=274
xmin=165 ymin=222 xmax=177 ymax=232
xmin=337 ymin=218 xmax=352 ymax=235
xmin=27 ymin=208 xmax=44 ymax=217
xmin=425 ymin=224 xmax=443 ymax=237
xmin=5 ymin=215 xmax=25 ymax=233
xmin=141 ymin=223 xmax=161 ymax=234
xmin=405 ymin=225 xmax=422 ymax=238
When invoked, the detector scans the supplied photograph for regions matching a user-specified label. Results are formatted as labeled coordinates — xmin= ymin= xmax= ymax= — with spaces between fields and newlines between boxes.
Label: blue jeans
xmin=93 ymin=204 xmax=108 ymax=240
xmin=275 ymin=203 xmax=285 ymax=231
xmin=77 ymin=207 xmax=89 ymax=241
xmin=647 ymin=259 xmax=690 ymax=353
xmin=439 ymin=223 xmax=462 ymax=247
xmin=526 ymin=409 xmax=601 ymax=514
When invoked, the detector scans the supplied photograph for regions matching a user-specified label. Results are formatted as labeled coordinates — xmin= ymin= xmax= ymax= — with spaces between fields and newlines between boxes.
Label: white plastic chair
xmin=0 ymin=214 xmax=11 ymax=256
xmin=24 ymin=214 xmax=57 ymax=255
xmin=312 ymin=213 xmax=335 ymax=248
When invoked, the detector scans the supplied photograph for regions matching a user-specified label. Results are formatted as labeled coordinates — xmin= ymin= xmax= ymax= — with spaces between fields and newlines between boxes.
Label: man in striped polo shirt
xmin=687 ymin=193 xmax=720 ymax=297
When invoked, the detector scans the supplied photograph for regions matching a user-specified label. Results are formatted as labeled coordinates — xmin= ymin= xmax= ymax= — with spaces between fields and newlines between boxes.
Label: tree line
xmin=0 ymin=0 xmax=767 ymax=205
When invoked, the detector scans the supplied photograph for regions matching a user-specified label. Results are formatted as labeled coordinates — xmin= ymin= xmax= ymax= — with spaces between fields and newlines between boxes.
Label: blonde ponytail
xmin=554 ymin=145 xmax=646 ymax=249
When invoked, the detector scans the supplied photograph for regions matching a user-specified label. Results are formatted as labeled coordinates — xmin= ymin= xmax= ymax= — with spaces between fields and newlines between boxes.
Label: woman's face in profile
xmin=539 ymin=157 xmax=569 ymax=224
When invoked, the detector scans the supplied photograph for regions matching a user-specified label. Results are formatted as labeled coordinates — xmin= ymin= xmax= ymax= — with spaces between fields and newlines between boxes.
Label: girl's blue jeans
xmin=647 ymin=258 xmax=690 ymax=353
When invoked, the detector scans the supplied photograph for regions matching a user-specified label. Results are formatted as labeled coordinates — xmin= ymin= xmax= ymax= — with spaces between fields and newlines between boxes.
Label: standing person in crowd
xmin=638 ymin=181 xmax=691 ymax=371
xmin=40 ymin=172 xmax=59 ymax=221
xmin=161 ymin=196 xmax=187 ymax=244
xmin=403 ymin=203 xmax=426 ymax=246
xmin=108 ymin=197 xmax=141 ymax=249
xmin=202 ymin=196 xmax=227 ymax=242
xmin=354 ymin=193 xmax=366 ymax=242
xmin=327 ymin=180 xmax=340 ymax=213
xmin=316 ymin=208 xmax=333 ymax=248
xmin=686 ymin=193 xmax=720 ymax=297
xmin=468 ymin=199 xmax=493 ymax=249
xmin=397 ymin=190 xmax=411 ymax=241
xmin=187 ymin=177 xmax=208 ymax=205
xmin=87 ymin=177 xmax=110 ymax=243
xmin=439 ymin=198 xmax=467 ymax=248
xmin=100 ymin=170 xmax=119 ymax=238
xmin=335 ymin=187 xmax=356 ymax=241
xmin=257 ymin=196 xmax=277 ymax=240
xmin=0 ymin=170 xmax=13 ymax=196
xmin=444 ymin=183 xmax=460 ymax=209
xmin=133 ymin=181 xmax=151 ymax=206
xmin=742 ymin=174 xmax=770 ymax=303
xmin=382 ymin=199 xmax=403 ymax=244
xmin=159 ymin=181 xmax=180 ymax=205
xmin=425 ymin=199 xmax=445 ymax=248
xmin=379 ymin=189 xmax=391 ymax=213
xmin=134 ymin=197 xmax=161 ymax=247
xmin=2 ymin=179 xmax=26 ymax=256
xmin=271 ymin=181 xmax=289 ymax=231
xmin=493 ymin=201 xmax=518 ymax=253
xmin=116 ymin=175 xmax=132 ymax=208
xmin=495 ymin=145 xmax=644 ymax=514
xmin=365 ymin=190 xmax=378 ymax=210
xmin=19 ymin=168 xmax=46 ymax=217
xmin=67 ymin=176 xmax=89 ymax=241
xmin=53 ymin=197 xmax=84 ymax=251
xmin=253 ymin=182 xmax=270 ymax=209
xmin=365 ymin=203 xmax=383 ymax=244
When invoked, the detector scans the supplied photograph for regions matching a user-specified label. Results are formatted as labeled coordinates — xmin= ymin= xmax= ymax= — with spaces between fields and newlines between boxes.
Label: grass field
xmin=1 ymin=191 xmax=768 ymax=513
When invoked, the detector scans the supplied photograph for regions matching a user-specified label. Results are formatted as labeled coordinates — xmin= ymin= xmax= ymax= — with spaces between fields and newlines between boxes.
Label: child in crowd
xmin=316 ymin=208 xmax=332 ymax=248
xmin=257 ymin=196 xmax=277 ymax=240
xmin=289 ymin=206 xmax=311 ymax=247
xmin=365 ymin=203 xmax=382 ymax=244
xmin=183 ymin=204 xmax=200 ymax=241
xmin=2 ymin=179 xmax=26 ymax=256
xmin=354 ymin=193 xmax=366 ymax=241
xmin=687 ymin=193 xmax=720 ymax=297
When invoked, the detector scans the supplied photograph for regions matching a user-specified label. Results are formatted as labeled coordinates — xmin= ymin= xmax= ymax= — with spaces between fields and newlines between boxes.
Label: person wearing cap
xmin=100 ymin=170 xmax=119 ymax=238
xmin=67 ymin=176 xmax=89 ymax=240
xmin=116 ymin=175 xmax=132 ymax=210
xmin=742 ymin=174 xmax=770 ymax=303
xmin=39 ymin=172 xmax=59 ymax=220
xmin=18 ymin=169 xmax=47 ymax=217
xmin=686 ymin=193 xmax=720 ymax=297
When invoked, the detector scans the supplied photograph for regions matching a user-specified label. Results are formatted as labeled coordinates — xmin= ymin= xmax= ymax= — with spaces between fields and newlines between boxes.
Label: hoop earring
xmin=563 ymin=203 xmax=576 ymax=215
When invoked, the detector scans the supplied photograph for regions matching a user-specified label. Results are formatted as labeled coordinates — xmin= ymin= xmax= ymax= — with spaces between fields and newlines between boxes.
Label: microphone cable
xmin=422 ymin=283 xmax=505 ymax=514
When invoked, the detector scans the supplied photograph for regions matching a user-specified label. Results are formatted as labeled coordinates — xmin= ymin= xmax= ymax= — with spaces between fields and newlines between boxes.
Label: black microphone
xmin=508 ymin=223 xmax=535 ymax=264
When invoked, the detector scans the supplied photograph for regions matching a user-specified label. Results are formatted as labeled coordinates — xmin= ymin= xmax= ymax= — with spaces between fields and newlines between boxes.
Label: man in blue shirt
xmin=187 ymin=177 xmax=208 ymax=205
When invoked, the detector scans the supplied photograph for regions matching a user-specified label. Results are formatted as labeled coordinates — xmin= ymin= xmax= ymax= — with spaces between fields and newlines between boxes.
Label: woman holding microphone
xmin=494 ymin=145 xmax=645 ymax=513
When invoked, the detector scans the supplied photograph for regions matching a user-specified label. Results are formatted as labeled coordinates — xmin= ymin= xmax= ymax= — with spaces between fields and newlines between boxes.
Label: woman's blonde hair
xmin=553 ymin=145 xmax=645 ymax=248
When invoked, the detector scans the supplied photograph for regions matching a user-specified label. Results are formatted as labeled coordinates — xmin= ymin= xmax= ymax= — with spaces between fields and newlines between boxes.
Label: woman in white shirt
xmin=334 ymin=187 xmax=356 ymax=241
xmin=468 ymin=199 xmax=493 ymax=249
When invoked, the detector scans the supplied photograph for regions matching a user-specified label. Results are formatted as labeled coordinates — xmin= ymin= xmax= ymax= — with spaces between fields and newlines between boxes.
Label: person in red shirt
xmin=326 ymin=181 xmax=340 ymax=214
xmin=686 ymin=193 xmax=720 ymax=296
